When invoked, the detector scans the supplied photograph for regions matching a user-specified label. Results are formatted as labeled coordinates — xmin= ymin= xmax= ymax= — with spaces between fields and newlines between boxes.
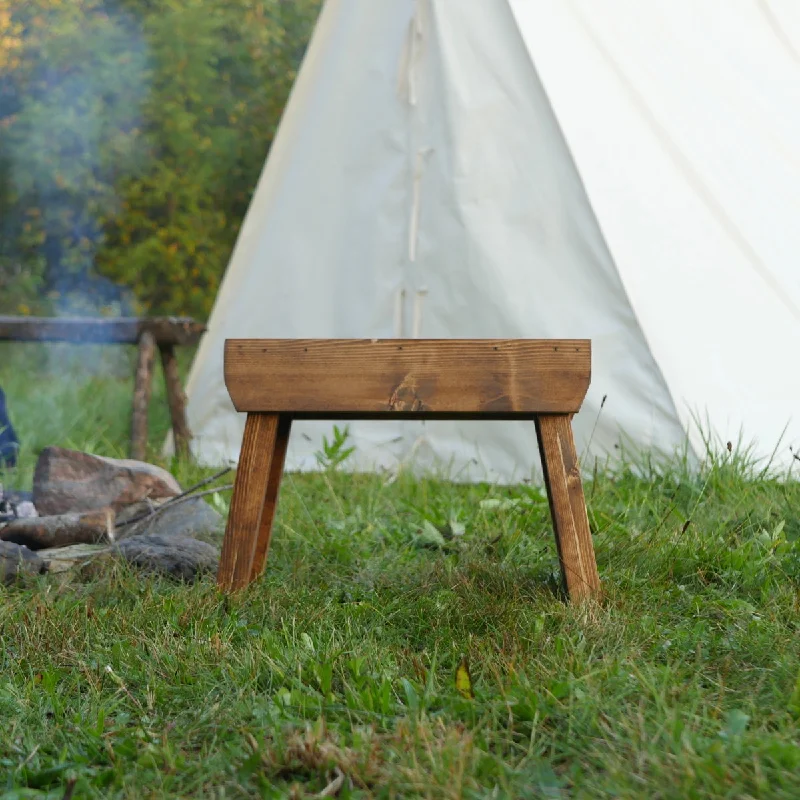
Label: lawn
xmin=3 ymin=342 xmax=800 ymax=798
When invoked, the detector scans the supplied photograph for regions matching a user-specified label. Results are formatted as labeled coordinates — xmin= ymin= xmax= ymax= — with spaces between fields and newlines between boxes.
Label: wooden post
xmin=130 ymin=331 xmax=156 ymax=461
xmin=159 ymin=344 xmax=192 ymax=459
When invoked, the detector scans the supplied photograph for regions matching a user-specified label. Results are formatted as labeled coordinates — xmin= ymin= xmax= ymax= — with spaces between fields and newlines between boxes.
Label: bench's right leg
xmin=535 ymin=413 xmax=601 ymax=601
xmin=250 ymin=415 xmax=291 ymax=581
xmin=218 ymin=412 xmax=286 ymax=592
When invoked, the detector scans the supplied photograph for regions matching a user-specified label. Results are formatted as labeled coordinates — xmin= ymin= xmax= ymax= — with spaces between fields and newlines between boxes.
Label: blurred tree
xmin=0 ymin=1 xmax=22 ymax=72
xmin=0 ymin=0 xmax=39 ymax=312
xmin=0 ymin=0 xmax=150 ymax=314
xmin=0 ymin=0 xmax=321 ymax=318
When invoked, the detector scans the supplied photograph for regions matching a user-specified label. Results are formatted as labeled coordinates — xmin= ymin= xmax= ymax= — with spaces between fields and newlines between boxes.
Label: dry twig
xmin=116 ymin=467 xmax=232 ymax=528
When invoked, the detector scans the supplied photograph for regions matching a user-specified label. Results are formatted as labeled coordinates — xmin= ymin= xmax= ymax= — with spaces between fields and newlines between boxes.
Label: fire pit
xmin=0 ymin=446 xmax=229 ymax=584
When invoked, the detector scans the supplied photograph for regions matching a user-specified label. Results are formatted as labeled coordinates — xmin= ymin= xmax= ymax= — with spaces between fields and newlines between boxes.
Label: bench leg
xmin=250 ymin=415 xmax=291 ymax=581
xmin=535 ymin=414 xmax=601 ymax=601
xmin=217 ymin=412 xmax=289 ymax=592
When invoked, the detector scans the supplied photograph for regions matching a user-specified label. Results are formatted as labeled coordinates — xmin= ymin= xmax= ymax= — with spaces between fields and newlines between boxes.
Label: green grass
xmin=3 ymin=343 xmax=800 ymax=797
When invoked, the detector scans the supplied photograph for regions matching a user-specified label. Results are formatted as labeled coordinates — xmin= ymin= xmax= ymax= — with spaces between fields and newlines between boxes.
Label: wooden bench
xmin=218 ymin=339 xmax=601 ymax=601
xmin=0 ymin=315 xmax=205 ymax=460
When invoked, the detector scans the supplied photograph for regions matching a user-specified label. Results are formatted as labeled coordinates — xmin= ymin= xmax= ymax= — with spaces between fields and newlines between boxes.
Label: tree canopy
xmin=0 ymin=0 xmax=321 ymax=318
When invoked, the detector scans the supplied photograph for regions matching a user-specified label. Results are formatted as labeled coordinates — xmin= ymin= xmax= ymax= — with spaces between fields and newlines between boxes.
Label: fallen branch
xmin=170 ymin=467 xmax=232 ymax=503
xmin=143 ymin=485 xmax=233 ymax=515
xmin=116 ymin=467 xmax=232 ymax=528
xmin=116 ymin=485 xmax=234 ymax=529
xmin=0 ymin=509 xmax=114 ymax=550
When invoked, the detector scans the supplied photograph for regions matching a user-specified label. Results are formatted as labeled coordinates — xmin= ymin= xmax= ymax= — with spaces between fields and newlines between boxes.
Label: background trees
xmin=0 ymin=0 xmax=320 ymax=318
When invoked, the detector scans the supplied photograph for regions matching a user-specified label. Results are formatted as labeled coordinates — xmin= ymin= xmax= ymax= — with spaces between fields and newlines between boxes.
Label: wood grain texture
xmin=217 ymin=413 xmax=283 ymax=592
xmin=159 ymin=344 xmax=192 ymax=459
xmin=535 ymin=414 xmax=601 ymax=601
xmin=0 ymin=509 xmax=113 ymax=549
xmin=225 ymin=339 xmax=590 ymax=418
xmin=130 ymin=331 xmax=156 ymax=461
xmin=249 ymin=415 xmax=291 ymax=581
xmin=0 ymin=316 xmax=205 ymax=346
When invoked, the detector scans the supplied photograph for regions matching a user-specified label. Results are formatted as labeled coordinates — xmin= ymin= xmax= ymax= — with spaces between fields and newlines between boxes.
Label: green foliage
xmin=0 ymin=0 xmax=150 ymax=314
xmin=0 ymin=0 xmax=321 ymax=317
xmin=315 ymin=424 xmax=356 ymax=471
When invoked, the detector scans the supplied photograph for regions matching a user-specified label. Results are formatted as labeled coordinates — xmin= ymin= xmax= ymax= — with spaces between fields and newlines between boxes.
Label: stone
xmin=32 ymin=447 xmax=182 ymax=516
xmin=0 ymin=541 xmax=45 ymax=584
xmin=114 ymin=534 xmax=219 ymax=582
xmin=15 ymin=501 xmax=38 ymax=519
xmin=116 ymin=497 xmax=225 ymax=545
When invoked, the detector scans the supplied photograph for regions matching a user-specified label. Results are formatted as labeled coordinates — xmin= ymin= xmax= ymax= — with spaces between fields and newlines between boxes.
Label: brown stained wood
xmin=249 ymin=415 xmax=291 ymax=581
xmin=159 ymin=344 xmax=192 ymax=459
xmin=0 ymin=316 xmax=205 ymax=346
xmin=217 ymin=338 xmax=599 ymax=601
xmin=535 ymin=414 xmax=601 ymax=601
xmin=225 ymin=339 xmax=591 ymax=418
xmin=217 ymin=413 xmax=283 ymax=592
xmin=130 ymin=331 xmax=156 ymax=461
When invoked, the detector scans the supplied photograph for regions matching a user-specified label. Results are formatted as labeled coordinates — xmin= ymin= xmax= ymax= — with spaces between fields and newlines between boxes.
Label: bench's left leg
xmin=535 ymin=414 xmax=601 ymax=601
xmin=218 ymin=412 xmax=285 ymax=592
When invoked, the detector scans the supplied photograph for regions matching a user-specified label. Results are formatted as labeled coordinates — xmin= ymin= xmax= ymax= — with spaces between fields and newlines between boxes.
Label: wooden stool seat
xmin=217 ymin=339 xmax=600 ymax=600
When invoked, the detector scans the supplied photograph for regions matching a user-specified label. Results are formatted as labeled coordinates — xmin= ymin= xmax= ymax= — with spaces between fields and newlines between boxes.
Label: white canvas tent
xmin=174 ymin=0 xmax=800 ymax=483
